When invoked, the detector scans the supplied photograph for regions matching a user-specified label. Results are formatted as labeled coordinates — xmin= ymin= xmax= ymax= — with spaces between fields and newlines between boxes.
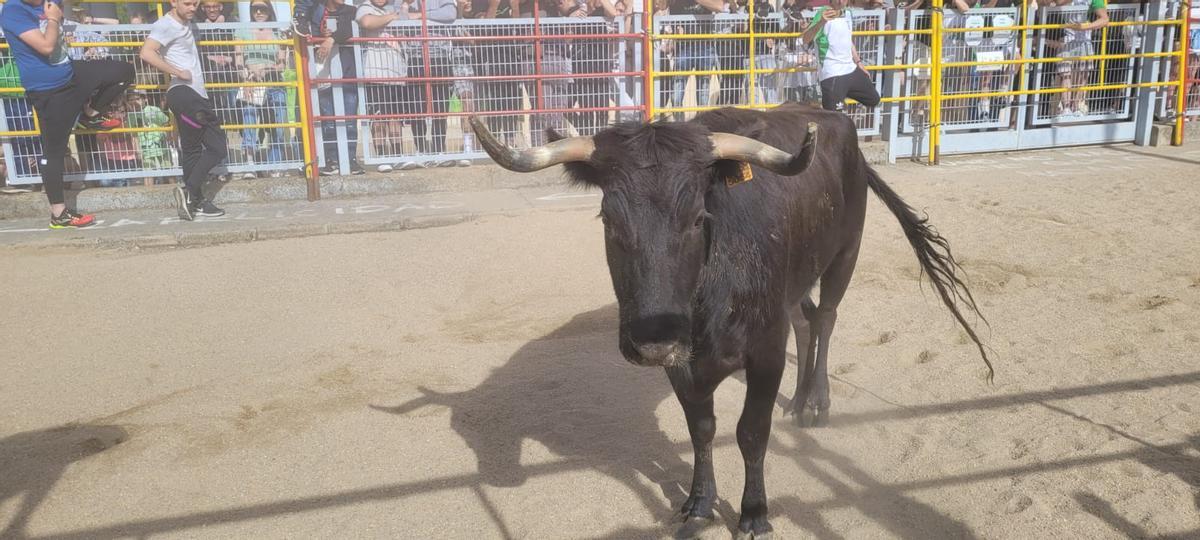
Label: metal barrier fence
xmin=0 ymin=1 xmax=311 ymax=186
xmin=0 ymin=0 xmax=1194 ymax=189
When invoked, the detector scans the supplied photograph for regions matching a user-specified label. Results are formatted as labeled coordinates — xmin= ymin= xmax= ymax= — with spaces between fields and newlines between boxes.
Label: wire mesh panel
xmin=343 ymin=16 xmax=640 ymax=169
xmin=898 ymin=9 xmax=936 ymax=135
xmin=0 ymin=21 xmax=302 ymax=186
xmin=1030 ymin=5 xmax=1143 ymax=126
xmin=938 ymin=7 xmax=1022 ymax=132
xmin=652 ymin=10 xmax=884 ymax=136
xmin=1159 ymin=3 xmax=1200 ymax=119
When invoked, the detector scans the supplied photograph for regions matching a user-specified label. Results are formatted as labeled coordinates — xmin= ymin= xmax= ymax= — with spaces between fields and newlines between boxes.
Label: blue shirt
xmin=0 ymin=0 xmax=73 ymax=92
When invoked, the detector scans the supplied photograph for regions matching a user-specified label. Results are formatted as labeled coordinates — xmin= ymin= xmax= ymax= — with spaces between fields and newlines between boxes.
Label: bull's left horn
xmin=469 ymin=116 xmax=595 ymax=172
xmin=710 ymin=122 xmax=819 ymax=176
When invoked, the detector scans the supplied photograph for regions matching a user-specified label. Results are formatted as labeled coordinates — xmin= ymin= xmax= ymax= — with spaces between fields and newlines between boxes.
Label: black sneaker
xmin=174 ymin=185 xmax=194 ymax=221
xmin=319 ymin=163 xmax=339 ymax=176
xmin=349 ymin=162 xmax=366 ymax=175
xmin=49 ymin=208 xmax=96 ymax=229
xmin=191 ymin=199 xmax=225 ymax=217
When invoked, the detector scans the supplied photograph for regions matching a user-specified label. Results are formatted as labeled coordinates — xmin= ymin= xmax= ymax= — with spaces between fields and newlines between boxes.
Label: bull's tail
xmin=865 ymin=166 xmax=994 ymax=382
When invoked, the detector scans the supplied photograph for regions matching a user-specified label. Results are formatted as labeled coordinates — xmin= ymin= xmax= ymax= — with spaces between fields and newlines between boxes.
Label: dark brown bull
xmin=469 ymin=103 xmax=991 ymax=538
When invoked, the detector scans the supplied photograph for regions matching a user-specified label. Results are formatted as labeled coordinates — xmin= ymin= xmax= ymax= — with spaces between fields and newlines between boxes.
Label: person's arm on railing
xmin=358 ymin=8 xmax=402 ymax=29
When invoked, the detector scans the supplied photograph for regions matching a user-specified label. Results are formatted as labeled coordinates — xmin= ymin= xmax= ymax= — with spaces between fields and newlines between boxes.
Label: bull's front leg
xmin=668 ymin=371 xmax=718 ymax=522
xmin=736 ymin=351 xmax=786 ymax=539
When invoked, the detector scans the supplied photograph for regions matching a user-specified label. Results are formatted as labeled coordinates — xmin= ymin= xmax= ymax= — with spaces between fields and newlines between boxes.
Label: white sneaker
xmin=1076 ymin=102 xmax=1090 ymax=116
xmin=456 ymin=159 xmax=472 ymax=167
xmin=399 ymin=161 xmax=423 ymax=171
xmin=377 ymin=164 xmax=395 ymax=173
xmin=241 ymin=171 xmax=257 ymax=179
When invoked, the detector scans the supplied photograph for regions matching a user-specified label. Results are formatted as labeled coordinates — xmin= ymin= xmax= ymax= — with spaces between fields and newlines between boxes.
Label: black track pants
xmin=820 ymin=68 xmax=881 ymax=112
xmin=166 ymin=85 xmax=227 ymax=200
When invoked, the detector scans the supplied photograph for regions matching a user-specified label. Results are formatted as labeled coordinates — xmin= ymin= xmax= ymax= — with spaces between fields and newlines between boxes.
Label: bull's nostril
xmin=635 ymin=342 xmax=677 ymax=363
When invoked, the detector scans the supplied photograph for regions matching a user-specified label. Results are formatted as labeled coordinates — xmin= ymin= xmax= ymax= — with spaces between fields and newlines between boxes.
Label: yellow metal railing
xmin=0 ymin=0 xmax=314 ymax=180
xmin=642 ymin=0 xmax=1190 ymax=163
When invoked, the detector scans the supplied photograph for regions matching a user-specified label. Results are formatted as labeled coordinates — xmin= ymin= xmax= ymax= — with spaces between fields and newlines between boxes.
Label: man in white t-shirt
xmin=802 ymin=0 xmax=880 ymax=112
xmin=139 ymin=0 xmax=228 ymax=221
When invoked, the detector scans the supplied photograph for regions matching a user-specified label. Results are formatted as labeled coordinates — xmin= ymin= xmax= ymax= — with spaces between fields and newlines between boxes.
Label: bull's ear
xmin=546 ymin=128 xmax=568 ymax=143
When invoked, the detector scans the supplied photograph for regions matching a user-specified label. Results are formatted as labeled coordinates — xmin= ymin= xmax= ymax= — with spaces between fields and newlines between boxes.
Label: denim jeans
xmin=241 ymin=88 xmax=298 ymax=164
xmin=318 ymin=86 xmax=359 ymax=166
xmin=672 ymin=44 xmax=716 ymax=111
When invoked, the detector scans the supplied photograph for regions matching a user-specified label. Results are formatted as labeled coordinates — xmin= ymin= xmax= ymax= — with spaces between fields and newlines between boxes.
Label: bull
xmin=468 ymin=103 xmax=991 ymax=538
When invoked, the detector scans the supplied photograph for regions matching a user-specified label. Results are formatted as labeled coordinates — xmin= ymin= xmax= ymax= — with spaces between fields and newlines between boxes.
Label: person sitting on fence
xmin=235 ymin=0 xmax=296 ymax=178
xmin=802 ymin=0 xmax=881 ymax=112
xmin=140 ymin=0 xmax=229 ymax=221
xmin=1051 ymin=0 xmax=1108 ymax=118
xmin=0 ymin=0 xmax=135 ymax=228
xmin=311 ymin=0 xmax=365 ymax=175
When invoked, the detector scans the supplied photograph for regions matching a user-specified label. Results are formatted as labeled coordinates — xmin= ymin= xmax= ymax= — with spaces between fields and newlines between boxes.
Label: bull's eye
xmin=693 ymin=212 xmax=711 ymax=230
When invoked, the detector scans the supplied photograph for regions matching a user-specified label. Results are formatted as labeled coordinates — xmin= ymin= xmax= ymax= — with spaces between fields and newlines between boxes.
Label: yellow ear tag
xmin=726 ymin=162 xmax=753 ymax=188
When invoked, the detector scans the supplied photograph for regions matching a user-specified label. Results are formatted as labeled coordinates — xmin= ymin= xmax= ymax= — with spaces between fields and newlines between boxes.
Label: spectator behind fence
xmin=0 ymin=0 xmax=135 ymax=229
xmin=570 ymin=0 xmax=619 ymax=136
xmin=462 ymin=0 xmax=533 ymax=148
xmin=311 ymin=0 xmax=364 ymax=175
xmin=779 ymin=0 xmax=821 ymax=104
xmin=199 ymin=0 xmax=239 ymax=125
xmin=669 ymin=0 xmax=722 ymax=116
xmin=124 ymin=89 xmax=173 ymax=182
xmin=236 ymin=0 xmax=297 ymax=178
xmin=140 ymin=0 xmax=229 ymax=221
xmin=401 ymin=0 xmax=460 ymax=164
xmin=531 ymin=0 xmax=577 ymax=146
xmin=802 ymin=0 xmax=881 ymax=112
xmin=356 ymin=0 xmax=411 ymax=171
xmin=1052 ymin=0 xmax=1108 ymax=119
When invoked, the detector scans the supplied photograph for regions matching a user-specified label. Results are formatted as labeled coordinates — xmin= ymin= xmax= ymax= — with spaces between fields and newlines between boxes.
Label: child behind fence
xmin=125 ymin=90 xmax=173 ymax=178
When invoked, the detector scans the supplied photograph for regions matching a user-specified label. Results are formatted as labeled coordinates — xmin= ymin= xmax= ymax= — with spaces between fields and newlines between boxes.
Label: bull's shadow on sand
xmin=373 ymin=304 xmax=724 ymax=529
xmin=0 ymin=424 xmax=128 ymax=539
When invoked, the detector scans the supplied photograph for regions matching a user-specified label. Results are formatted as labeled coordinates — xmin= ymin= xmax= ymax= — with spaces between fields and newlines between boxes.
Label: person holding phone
xmin=802 ymin=0 xmax=880 ymax=112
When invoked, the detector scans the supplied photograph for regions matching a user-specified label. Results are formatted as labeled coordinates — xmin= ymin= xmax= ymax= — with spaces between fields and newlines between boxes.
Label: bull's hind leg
xmin=794 ymin=242 xmax=862 ymax=428
xmin=789 ymin=297 xmax=819 ymax=423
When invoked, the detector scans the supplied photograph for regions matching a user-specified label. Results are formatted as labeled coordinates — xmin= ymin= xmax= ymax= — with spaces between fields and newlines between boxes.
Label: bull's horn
xmin=710 ymin=122 xmax=819 ymax=176
xmin=468 ymin=116 xmax=595 ymax=172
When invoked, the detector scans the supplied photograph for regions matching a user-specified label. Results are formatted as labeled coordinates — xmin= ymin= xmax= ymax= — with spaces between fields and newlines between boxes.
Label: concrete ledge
xmin=0 ymin=165 xmax=567 ymax=220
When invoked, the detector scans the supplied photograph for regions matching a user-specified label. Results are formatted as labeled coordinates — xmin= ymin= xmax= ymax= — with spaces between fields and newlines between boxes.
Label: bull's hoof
xmin=735 ymin=514 xmax=774 ymax=539
xmin=673 ymin=516 xmax=719 ymax=539
xmin=793 ymin=406 xmax=830 ymax=428
xmin=678 ymin=493 xmax=717 ymax=521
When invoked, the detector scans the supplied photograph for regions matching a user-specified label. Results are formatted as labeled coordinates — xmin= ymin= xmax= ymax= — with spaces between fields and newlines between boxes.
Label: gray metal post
xmin=1134 ymin=0 xmax=1168 ymax=146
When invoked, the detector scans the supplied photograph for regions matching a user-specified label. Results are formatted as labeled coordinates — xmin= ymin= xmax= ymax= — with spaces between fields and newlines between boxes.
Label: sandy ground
xmin=2 ymin=145 xmax=1199 ymax=539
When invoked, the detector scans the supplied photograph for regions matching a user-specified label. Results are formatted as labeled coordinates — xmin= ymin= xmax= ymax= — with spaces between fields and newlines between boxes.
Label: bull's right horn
xmin=469 ymin=116 xmax=595 ymax=172
xmin=710 ymin=122 xmax=819 ymax=176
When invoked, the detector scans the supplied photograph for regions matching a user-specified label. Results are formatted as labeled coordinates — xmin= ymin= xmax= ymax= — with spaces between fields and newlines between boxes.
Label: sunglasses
xmin=252 ymin=6 xmax=271 ymax=11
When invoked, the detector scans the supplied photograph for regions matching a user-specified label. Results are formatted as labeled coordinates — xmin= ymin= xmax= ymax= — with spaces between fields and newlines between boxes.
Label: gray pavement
xmin=0 ymin=185 xmax=602 ymax=249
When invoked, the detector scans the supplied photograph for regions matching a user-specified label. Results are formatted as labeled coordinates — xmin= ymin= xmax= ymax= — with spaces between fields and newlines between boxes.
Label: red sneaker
xmin=49 ymin=209 xmax=96 ymax=229
xmin=76 ymin=114 xmax=122 ymax=131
